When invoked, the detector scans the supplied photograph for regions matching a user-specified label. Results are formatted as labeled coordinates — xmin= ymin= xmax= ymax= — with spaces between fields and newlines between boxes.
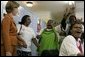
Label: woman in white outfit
xmin=59 ymin=20 xmax=84 ymax=56
xmin=17 ymin=15 xmax=39 ymax=56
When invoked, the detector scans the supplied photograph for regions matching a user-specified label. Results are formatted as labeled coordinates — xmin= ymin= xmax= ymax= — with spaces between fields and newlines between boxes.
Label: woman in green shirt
xmin=37 ymin=20 xmax=59 ymax=56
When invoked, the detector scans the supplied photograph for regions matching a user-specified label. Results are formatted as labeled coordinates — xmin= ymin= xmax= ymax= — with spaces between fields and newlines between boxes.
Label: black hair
xmin=68 ymin=19 xmax=82 ymax=35
xmin=47 ymin=20 xmax=54 ymax=24
xmin=61 ymin=17 xmax=66 ymax=30
xmin=69 ymin=15 xmax=76 ymax=24
xmin=19 ymin=15 xmax=30 ymax=25
xmin=60 ymin=12 xmax=71 ymax=31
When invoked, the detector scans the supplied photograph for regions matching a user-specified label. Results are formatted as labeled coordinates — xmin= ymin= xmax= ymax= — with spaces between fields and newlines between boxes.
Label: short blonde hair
xmin=5 ymin=1 xmax=19 ymax=13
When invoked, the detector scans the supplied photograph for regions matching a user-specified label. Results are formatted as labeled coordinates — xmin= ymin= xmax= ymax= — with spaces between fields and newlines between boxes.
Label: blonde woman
xmin=1 ymin=1 xmax=26 ymax=56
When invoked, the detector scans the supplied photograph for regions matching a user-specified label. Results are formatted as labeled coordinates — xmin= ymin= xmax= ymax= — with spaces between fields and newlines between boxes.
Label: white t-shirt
xmin=17 ymin=24 xmax=36 ymax=52
xmin=59 ymin=35 xmax=81 ymax=56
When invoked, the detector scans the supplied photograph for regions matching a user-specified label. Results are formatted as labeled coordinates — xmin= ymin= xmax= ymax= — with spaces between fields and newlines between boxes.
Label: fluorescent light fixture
xmin=26 ymin=1 xmax=33 ymax=7
xmin=68 ymin=1 xmax=75 ymax=5
xmin=64 ymin=1 xmax=75 ymax=5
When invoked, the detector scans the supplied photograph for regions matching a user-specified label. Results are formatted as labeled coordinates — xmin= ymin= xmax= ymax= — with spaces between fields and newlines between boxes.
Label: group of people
xmin=1 ymin=1 xmax=84 ymax=56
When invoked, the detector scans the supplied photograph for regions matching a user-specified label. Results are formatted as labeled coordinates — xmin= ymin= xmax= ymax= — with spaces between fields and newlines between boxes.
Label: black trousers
xmin=41 ymin=49 xmax=59 ymax=56
xmin=17 ymin=50 xmax=31 ymax=56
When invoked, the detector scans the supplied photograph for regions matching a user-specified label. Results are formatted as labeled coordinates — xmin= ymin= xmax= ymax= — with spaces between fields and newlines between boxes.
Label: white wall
xmin=34 ymin=11 xmax=52 ymax=23
xmin=75 ymin=1 xmax=84 ymax=22
xmin=76 ymin=12 xmax=84 ymax=22
xmin=1 ymin=1 xmax=8 ymax=22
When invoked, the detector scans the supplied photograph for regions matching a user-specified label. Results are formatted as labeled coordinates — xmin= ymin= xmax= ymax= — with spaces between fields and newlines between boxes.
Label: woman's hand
xmin=6 ymin=52 xmax=12 ymax=56
xmin=18 ymin=41 xmax=27 ymax=48
xmin=22 ymin=42 xmax=27 ymax=48
xmin=37 ymin=44 xmax=40 ymax=48
xmin=36 ymin=35 xmax=41 ymax=39
xmin=17 ymin=35 xmax=27 ymax=48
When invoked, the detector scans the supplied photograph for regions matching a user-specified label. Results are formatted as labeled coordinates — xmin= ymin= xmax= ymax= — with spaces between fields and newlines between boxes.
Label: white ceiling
xmin=1 ymin=1 xmax=84 ymax=23
xmin=17 ymin=1 xmax=69 ymax=22
xmin=75 ymin=1 xmax=84 ymax=22
xmin=17 ymin=1 xmax=84 ymax=22
xmin=19 ymin=1 xmax=68 ymax=12
xmin=76 ymin=1 xmax=84 ymax=12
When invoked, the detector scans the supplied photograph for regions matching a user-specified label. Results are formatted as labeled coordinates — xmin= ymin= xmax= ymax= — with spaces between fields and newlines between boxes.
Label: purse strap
xmin=18 ymin=25 xmax=22 ymax=35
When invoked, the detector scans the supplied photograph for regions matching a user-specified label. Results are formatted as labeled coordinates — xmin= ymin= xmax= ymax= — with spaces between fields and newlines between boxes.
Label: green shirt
xmin=38 ymin=28 xmax=59 ymax=54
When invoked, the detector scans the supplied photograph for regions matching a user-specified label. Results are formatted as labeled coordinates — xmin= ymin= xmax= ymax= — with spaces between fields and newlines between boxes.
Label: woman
xmin=37 ymin=20 xmax=59 ymax=56
xmin=1 ymin=1 xmax=26 ymax=56
xmin=66 ymin=15 xmax=77 ymax=35
xmin=59 ymin=20 xmax=84 ymax=56
xmin=17 ymin=15 xmax=39 ymax=56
